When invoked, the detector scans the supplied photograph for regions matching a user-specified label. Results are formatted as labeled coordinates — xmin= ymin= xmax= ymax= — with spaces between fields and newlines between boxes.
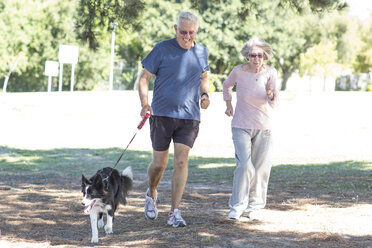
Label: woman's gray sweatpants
xmin=229 ymin=127 xmax=273 ymax=215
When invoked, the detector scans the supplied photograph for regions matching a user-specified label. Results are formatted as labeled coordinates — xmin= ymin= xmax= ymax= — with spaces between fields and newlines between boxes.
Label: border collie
xmin=81 ymin=166 xmax=133 ymax=243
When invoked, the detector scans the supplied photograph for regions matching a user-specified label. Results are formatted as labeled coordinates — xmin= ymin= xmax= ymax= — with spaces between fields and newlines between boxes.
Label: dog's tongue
xmin=84 ymin=200 xmax=96 ymax=214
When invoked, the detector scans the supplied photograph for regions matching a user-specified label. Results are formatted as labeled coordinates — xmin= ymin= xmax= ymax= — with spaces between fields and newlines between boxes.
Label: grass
xmin=1 ymin=146 xmax=371 ymax=199
xmin=269 ymin=161 xmax=372 ymax=199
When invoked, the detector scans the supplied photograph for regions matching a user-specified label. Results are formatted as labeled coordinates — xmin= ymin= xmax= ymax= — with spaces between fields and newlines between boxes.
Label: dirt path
xmin=0 ymin=171 xmax=371 ymax=248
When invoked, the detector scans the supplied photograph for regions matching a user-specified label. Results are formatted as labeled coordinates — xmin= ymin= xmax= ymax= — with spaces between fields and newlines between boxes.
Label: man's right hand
xmin=141 ymin=105 xmax=153 ymax=117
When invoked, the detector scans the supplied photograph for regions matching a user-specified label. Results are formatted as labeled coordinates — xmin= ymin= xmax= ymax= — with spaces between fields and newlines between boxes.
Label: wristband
xmin=201 ymin=92 xmax=209 ymax=98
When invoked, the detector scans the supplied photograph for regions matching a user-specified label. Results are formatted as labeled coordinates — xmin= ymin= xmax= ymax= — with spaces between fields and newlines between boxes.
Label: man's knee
xmin=149 ymin=161 xmax=167 ymax=173
xmin=173 ymin=158 xmax=188 ymax=169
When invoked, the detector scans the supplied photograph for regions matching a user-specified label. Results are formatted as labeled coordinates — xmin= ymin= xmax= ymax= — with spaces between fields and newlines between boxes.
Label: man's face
xmin=175 ymin=20 xmax=198 ymax=50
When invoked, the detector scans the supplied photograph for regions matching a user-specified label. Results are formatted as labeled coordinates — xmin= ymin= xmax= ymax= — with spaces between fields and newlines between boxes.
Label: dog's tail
xmin=122 ymin=166 xmax=133 ymax=180
xmin=120 ymin=166 xmax=133 ymax=205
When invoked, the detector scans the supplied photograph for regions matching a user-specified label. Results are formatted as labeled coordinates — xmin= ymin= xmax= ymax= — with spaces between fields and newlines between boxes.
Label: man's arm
xmin=200 ymin=71 xmax=210 ymax=109
xmin=138 ymin=68 xmax=153 ymax=116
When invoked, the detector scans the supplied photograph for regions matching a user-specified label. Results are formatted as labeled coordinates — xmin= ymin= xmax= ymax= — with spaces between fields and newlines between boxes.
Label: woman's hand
xmin=266 ymin=84 xmax=274 ymax=100
xmin=225 ymin=106 xmax=234 ymax=116
xmin=225 ymin=100 xmax=234 ymax=116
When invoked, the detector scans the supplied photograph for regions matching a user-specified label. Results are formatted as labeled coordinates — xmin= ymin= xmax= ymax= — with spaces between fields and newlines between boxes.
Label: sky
xmin=346 ymin=0 xmax=372 ymax=19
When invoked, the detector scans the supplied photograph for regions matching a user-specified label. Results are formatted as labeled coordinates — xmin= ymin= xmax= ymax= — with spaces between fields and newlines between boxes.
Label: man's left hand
xmin=200 ymin=94 xmax=210 ymax=109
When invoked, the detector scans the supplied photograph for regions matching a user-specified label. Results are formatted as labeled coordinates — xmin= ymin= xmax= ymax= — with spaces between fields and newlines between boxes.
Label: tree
xmin=353 ymin=19 xmax=372 ymax=73
xmin=0 ymin=0 xmax=111 ymax=92
xmin=76 ymin=0 xmax=349 ymax=90
xmin=190 ymin=0 xmax=347 ymax=90
xmin=0 ymin=0 xmax=350 ymax=92
xmin=267 ymin=13 xmax=324 ymax=90
xmin=300 ymin=42 xmax=340 ymax=90
xmin=75 ymin=0 xmax=145 ymax=50
xmin=0 ymin=1 xmax=29 ymax=88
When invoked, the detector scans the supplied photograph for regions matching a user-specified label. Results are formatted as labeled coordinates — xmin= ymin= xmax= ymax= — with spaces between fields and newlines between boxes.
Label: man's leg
xmin=167 ymin=142 xmax=189 ymax=227
xmin=171 ymin=142 xmax=190 ymax=210
xmin=148 ymin=149 xmax=169 ymax=198
xmin=145 ymin=149 xmax=169 ymax=220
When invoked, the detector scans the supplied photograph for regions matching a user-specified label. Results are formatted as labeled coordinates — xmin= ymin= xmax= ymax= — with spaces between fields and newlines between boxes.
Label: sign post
xmin=44 ymin=60 xmax=59 ymax=92
xmin=58 ymin=45 xmax=79 ymax=92
xmin=109 ymin=22 xmax=118 ymax=91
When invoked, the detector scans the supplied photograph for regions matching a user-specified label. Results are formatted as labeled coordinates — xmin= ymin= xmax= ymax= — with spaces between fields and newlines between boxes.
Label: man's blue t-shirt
xmin=142 ymin=38 xmax=209 ymax=121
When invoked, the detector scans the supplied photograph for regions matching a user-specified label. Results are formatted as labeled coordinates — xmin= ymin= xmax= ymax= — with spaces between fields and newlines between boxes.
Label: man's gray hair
xmin=240 ymin=37 xmax=273 ymax=60
xmin=177 ymin=11 xmax=199 ymax=29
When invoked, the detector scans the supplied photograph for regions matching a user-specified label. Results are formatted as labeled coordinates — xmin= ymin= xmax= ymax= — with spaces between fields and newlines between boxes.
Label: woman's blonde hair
xmin=240 ymin=37 xmax=273 ymax=60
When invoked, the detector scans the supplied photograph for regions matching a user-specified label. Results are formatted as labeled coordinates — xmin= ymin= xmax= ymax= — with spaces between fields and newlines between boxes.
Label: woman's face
xmin=247 ymin=46 xmax=264 ymax=70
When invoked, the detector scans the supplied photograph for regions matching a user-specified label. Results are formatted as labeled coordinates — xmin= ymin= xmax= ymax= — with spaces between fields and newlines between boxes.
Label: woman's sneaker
xmin=247 ymin=210 xmax=262 ymax=221
xmin=167 ymin=209 xmax=186 ymax=227
xmin=144 ymin=189 xmax=158 ymax=220
xmin=228 ymin=210 xmax=242 ymax=221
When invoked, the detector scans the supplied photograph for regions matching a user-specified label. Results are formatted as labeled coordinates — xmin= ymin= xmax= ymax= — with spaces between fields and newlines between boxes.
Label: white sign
xmin=58 ymin=45 xmax=79 ymax=64
xmin=44 ymin=60 xmax=59 ymax=77
xmin=58 ymin=44 xmax=79 ymax=92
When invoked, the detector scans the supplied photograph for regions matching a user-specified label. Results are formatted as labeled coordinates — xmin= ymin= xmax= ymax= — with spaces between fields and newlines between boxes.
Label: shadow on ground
xmin=0 ymin=146 xmax=371 ymax=247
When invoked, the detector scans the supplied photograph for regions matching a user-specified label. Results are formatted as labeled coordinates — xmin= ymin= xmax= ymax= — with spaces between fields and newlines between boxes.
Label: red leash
xmin=113 ymin=112 xmax=150 ymax=168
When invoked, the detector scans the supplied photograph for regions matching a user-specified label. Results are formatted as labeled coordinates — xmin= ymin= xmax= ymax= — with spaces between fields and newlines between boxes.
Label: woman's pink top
xmin=223 ymin=64 xmax=279 ymax=130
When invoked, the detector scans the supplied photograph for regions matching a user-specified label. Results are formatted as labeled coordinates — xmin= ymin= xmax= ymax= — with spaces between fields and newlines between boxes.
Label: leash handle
xmin=137 ymin=112 xmax=150 ymax=129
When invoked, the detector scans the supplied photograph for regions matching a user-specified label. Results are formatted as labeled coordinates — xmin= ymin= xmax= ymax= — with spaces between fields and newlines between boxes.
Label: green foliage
xmin=75 ymin=0 xmax=145 ymax=50
xmin=320 ymin=13 xmax=361 ymax=65
xmin=300 ymin=42 xmax=339 ymax=78
xmin=279 ymin=0 xmax=347 ymax=14
xmin=353 ymin=20 xmax=372 ymax=73
xmin=0 ymin=0 xmax=360 ymax=92
xmin=0 ymin=0 xmax=109 ymax=92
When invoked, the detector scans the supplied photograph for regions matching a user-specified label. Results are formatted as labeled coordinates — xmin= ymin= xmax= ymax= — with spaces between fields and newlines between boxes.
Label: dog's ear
xmin=81 ymin=175 xmax=90 ymax=193
xmin=81 ymin=175 xmax=92 ymax=184
xmin=93 ymin=173 xmax=103 ymax=188
xmin=82 ymin=175 xmax=91 ymax=186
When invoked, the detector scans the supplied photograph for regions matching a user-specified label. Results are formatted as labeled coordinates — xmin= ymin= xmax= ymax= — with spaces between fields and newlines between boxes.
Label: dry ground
xmin=1 ymin=91 xmax=372 ymax=248
xmin=0 ymin=170 xmax=371 ymax=248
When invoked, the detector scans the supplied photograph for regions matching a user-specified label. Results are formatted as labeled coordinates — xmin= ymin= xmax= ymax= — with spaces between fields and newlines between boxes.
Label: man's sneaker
xmin=167 ymin=209 xmax=186 ymax=227
xmin=144 ymin=189 xmax=158 ymax=220
xmin=167 ymin=211 xmax=174 ymax=226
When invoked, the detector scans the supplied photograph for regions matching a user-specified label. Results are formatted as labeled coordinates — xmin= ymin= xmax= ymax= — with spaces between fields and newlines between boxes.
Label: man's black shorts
xmin=149 ymin=116 xmax=200 ymax=151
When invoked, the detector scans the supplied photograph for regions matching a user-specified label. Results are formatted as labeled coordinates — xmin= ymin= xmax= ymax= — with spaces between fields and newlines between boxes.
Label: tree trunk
xmin=280 ymin=72 xmax=291 ymax=91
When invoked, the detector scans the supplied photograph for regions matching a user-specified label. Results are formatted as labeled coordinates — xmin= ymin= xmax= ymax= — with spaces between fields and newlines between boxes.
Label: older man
xmin=138 ymin=11 xmax=210 ymax=227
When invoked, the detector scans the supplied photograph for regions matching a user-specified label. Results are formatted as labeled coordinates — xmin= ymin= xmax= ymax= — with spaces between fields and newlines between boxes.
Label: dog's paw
xmin=91 ymin=236 xmax=99 ymax=243
xmin=104 ymin=225 xmax=113 ymax=234
xmin=98 ymin=219 xmax=104 ymax=228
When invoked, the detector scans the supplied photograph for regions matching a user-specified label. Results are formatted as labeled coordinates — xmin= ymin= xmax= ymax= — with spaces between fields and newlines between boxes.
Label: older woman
xmin=223 ymin=37 xmax=279 ymax=221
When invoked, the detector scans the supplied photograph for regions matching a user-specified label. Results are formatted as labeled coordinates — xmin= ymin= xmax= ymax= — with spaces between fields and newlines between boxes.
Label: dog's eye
xmin=87 ymin=188 xmax=94 ymax=195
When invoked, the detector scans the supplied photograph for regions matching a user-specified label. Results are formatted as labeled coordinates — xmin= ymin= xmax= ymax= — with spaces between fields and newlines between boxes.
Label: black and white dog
xmin=81 ymin=166 xmax=133 ymax=243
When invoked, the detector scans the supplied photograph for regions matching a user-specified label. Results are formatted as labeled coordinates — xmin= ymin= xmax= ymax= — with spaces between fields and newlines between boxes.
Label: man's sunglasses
xmin=179 ymin=30 xmax=195 ymax=36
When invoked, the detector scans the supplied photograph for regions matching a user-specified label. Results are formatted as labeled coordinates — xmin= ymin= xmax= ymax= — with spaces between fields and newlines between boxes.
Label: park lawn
xmin=1 ymin=146 xmax=371 ymax=199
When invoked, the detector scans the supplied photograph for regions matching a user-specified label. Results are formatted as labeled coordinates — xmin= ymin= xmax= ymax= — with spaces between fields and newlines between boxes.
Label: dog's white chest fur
xmin=81 ymin=166 xmax=133 ymax=243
